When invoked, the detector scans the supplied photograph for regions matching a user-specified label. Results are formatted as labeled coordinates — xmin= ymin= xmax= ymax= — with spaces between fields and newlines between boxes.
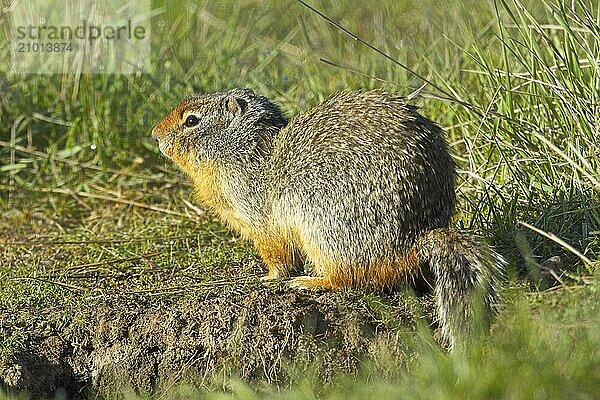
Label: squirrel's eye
xmin=183 ymin=115 xmax=200 ymax=128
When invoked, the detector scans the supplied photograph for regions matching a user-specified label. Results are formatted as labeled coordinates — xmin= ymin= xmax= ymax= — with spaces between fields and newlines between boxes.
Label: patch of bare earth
xmin=0 ymin=283 xmax=432 ymax=398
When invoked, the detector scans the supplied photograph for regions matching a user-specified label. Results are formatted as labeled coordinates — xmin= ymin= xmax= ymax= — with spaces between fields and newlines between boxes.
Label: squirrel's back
xmin=268 ymin=91 xmax=455 ymax=270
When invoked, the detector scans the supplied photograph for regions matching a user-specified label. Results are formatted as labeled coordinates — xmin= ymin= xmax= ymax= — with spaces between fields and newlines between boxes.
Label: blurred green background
xmin=0 ymin=0 xmax=599 ymax=398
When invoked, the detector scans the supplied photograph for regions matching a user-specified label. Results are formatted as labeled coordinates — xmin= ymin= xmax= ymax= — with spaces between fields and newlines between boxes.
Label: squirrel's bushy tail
xmin=413 ymin=228 xmax=504 ymax=350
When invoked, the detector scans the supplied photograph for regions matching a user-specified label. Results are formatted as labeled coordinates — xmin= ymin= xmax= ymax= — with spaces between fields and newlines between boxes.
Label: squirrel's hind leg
xmin=289 ymin=276 xmax=335 ymax=290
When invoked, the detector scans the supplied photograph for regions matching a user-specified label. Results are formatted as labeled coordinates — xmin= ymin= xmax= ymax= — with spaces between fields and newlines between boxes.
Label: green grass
xmin=1 ymin=0 xmax=599 ymax=398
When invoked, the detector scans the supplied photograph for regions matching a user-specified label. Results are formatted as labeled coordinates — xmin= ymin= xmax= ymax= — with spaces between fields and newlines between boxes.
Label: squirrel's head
xmin=151 ymin=88 xmax=287 ymax=175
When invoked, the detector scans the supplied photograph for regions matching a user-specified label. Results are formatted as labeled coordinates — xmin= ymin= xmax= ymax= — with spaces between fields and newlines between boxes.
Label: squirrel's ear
xmin=225 ymin=95 xmax=247 ymax=116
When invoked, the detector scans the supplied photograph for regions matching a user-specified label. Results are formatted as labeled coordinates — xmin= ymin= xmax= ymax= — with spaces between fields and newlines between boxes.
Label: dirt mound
xmin=0 ymin=284 xmax=431 ymax=398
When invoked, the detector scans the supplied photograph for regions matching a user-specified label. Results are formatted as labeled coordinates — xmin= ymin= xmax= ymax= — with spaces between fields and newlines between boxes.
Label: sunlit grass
xmin=0 ymin=0 xmax=599 ymax=398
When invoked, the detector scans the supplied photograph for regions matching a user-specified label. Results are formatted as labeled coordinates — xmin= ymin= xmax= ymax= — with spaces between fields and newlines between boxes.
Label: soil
xmin=0 ymin=283 xmax=434 ymax=399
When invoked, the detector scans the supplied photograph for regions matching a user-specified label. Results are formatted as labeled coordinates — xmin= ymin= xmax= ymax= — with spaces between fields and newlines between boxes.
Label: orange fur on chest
xmin=173 ymin=152 xmax=255 ymax=237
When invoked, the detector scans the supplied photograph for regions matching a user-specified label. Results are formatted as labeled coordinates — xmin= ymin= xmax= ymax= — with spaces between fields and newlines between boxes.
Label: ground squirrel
xmin=152 ymin=88 xmax=504 ymax=349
